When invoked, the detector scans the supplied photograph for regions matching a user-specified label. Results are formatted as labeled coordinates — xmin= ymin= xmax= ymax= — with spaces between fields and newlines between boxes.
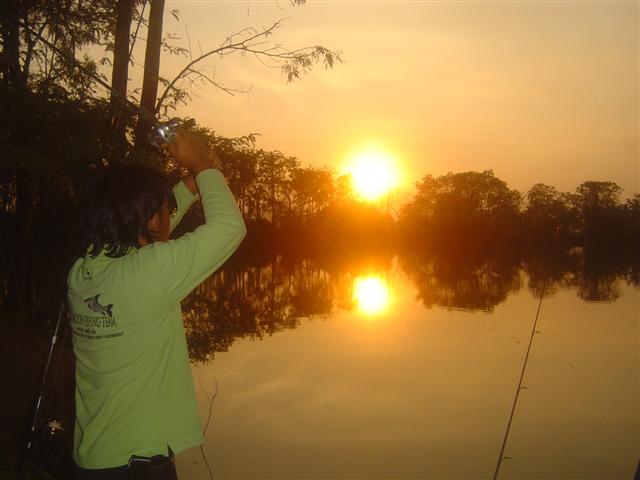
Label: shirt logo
xmin=83 ymin=294 xmax=114 ymax=317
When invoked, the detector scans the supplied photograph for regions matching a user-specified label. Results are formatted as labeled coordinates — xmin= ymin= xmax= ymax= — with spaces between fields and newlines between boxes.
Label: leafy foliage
xmin=400 ymin=170 xmax=522 ymax=247
xmin=400 ymin=171 xmax=637 ymax=252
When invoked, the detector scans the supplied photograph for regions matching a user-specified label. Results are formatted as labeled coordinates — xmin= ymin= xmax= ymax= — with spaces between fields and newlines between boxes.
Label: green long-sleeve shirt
xmin=67 ymin=169 xmax=246 ymax=468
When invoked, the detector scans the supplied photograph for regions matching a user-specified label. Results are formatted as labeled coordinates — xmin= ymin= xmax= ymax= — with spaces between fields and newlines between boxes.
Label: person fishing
xmin=67 ymin=129 xmax=246 ymax=479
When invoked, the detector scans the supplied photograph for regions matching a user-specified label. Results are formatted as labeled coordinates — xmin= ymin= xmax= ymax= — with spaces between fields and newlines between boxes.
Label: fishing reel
xmin=22 ymin=418 xmax=70 ymax=477
xmin=149 ymin=118 xmax=196 ymax=148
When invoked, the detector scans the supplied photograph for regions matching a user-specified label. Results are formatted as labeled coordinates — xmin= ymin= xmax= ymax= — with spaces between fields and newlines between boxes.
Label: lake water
xmin=175 ymin=254 xmax=639 ymax=480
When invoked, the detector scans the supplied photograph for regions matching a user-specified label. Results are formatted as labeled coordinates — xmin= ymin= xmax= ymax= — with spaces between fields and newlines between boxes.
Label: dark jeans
xmin=73 ymin=453 xmax=177 ymax=480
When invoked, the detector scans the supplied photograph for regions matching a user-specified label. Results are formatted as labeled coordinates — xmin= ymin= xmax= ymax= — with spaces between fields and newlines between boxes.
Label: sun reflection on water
xmin=352 ymin=275 xmax=390 ymax=316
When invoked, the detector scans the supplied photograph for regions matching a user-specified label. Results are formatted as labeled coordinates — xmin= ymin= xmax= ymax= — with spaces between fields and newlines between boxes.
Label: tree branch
xmin=156 ymin=19 xmax=341 ymax=113
xmin=184 ymin=66 xmax=246 ymax=96
xmin=156 ymin=21 xmax=282 ymax=112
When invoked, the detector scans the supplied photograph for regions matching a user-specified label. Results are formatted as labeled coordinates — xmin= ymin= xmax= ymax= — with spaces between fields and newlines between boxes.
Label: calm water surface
xmin=176 ymin=257 xmax=639 ymax=480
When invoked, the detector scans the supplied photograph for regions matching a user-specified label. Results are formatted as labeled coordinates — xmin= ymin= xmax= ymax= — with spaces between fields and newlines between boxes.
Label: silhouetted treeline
xmin=172 ymin=127 xmax=395 ymax=256
xmin=398 ymin=170 xmax=639 ymax=252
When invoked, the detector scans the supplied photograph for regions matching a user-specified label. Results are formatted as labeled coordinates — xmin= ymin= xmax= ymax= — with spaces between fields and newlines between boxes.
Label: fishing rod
xmin=492 ymin=275 xmax=548 ymax=479
xmin=20 ymin=302 xmax=66 ymax=480
xmin=492 ymin=231 xmax=560 ymax=479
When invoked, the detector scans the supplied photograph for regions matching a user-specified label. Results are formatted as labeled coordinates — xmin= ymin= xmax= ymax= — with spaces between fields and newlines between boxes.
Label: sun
xmin=353 ymin=275 xmax=390 ymax=316
xmin=343 ymin=148 xmax=400 ymax=201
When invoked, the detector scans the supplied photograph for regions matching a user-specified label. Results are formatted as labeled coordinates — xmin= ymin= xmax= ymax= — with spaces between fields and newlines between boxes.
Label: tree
xmin=622 ymin=193 xmax=640 ymax=247
xmin=134 ymin=0 xmax=164 ymax=147
xmin=109 ymin=0 xmax=136 ymax=160
xmin=574 ymin=181 xmax=624 ymax=244
xmin=399 ymin=170 xmax=522 ymax=248
xmin=154 ymin=18 xmax=341 ymax=116
xmin=290 ymin=167 xmax=334 ymax=221
xmin=0 ymin=0 xmax=115 ymax=312
xmin=524 ymin=183 xmax=577 ymax=244
xmin=251 ymin=150 xmax=299 ymax=223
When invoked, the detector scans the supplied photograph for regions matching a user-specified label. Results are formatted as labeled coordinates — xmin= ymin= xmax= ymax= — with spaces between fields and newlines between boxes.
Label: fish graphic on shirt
xmin=84 ymin=294 xmax=113 ymax=317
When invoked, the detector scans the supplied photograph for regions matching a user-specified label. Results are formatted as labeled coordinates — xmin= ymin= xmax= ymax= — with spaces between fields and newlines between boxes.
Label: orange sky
xmin=152 ymin=1 xmax=640 ymax=198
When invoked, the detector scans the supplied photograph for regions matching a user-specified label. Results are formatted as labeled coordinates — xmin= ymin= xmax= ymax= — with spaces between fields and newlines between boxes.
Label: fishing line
xmin=198 ymin=376 xmax=218 ymax=480
xmin=492 ymin=276 xmax=549 ymax=480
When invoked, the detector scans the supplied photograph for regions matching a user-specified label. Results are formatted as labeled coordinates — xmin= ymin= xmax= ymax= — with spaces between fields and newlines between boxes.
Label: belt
xmin=74 ymin=449 xmax=176 ymax=480
xmin=128 ymin=451 xmax=176 ymax=480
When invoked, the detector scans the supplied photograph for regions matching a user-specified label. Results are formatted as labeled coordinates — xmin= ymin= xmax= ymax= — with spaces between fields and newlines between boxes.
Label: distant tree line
xmin=398 ymin=170 xmax=639 ymax=251
xmin=179 ymin=143 xmax=639 ymax=256
xmin=171 ymin=127 xmax=395 ymax=255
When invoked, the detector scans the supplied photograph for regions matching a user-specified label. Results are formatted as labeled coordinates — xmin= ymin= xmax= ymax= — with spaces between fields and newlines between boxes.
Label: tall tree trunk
xmin=134 ymin=0 xmax=165 ymax=147
xmin=14 ymin=177 xmax=36 ymax=315
xmin=2 ymin=1 xmax=33 ymax=313
xmin=0 ymin=0 xmax=24 ymax=88
xmin=109 ymin=0 xmax=135 ymax=163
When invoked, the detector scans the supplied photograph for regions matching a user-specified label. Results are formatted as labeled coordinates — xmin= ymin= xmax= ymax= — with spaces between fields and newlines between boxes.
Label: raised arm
xmin=169 ymin=180 xmax=198 ymax=233
xmin=170 ymin=134 xmax=223 ymax=232
xmin=122 ymin=131 xmax=246 ymax=309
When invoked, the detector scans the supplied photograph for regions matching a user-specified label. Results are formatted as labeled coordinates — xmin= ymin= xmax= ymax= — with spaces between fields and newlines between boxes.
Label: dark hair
xmin=77 ymin=165 xmax=177 ymax=258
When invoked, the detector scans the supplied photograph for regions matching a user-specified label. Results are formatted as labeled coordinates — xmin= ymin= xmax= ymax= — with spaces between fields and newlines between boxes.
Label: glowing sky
xmin=158 ymin=1 xmax=639 ymax=197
